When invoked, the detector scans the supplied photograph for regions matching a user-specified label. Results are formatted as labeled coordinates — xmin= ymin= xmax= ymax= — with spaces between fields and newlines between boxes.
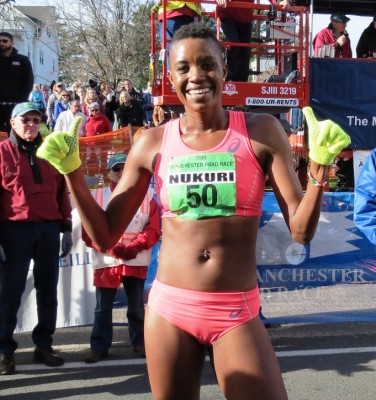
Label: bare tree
xmin=55 ymin=0 xmax=155 ymax=89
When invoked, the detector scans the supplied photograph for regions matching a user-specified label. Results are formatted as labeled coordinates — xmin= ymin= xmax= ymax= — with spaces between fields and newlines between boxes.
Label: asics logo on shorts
xmin=229 ymin=308 xmax=242 ymax=318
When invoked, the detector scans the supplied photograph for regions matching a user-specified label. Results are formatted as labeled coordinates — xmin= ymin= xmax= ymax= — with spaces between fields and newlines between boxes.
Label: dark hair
xmin=0 ymin=32 xmax=13 ymax=41
xmin=88 ymin=79 xmax=97 ymax=88
xmin=171 ymin=22 xmax=223 ymax=55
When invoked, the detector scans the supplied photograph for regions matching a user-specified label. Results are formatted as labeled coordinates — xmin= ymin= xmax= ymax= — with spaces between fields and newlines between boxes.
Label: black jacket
xmin=356 ymin=22 xmax=376 ymax=58
xmin=115 ymin=101 xmax=144 ymax=128
xmin=0 ymin=48 xmax=34 ymax=103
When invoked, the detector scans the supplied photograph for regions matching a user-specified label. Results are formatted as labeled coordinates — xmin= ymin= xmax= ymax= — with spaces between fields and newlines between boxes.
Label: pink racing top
xmin=154 ymin=111 xmax=265 ymax=220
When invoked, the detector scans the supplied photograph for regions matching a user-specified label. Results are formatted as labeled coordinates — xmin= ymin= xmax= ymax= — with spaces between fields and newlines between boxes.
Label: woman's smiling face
xmin=168 ymin=37 xmax=227 ymax=112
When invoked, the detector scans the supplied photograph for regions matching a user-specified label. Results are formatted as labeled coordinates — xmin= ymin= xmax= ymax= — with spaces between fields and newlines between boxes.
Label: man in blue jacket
xmin=0 ymin=32 xmax=34 ymax=135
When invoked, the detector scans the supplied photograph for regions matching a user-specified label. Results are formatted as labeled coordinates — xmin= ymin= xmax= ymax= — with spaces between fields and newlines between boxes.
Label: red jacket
xmin=82 ymin=183 xmax=161 ymax=285
xmin=0 ymin=137 xmax=72 ymax=231
xmin=85 ymin=114 xmax=112 ymax=136
xmin=313 ymin=27 xmax=352 ymax=58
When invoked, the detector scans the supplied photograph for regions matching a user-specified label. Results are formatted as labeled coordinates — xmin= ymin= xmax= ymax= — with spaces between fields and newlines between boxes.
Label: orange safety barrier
xmin=79 ymin=126 xmax=140 ymax=185
xmin=288 ymin=131 xmax=307 ymax=163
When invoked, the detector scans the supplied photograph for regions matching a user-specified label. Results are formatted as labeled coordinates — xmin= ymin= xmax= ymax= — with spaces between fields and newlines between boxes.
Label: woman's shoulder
xmin=128 ymin=125 xmax=165 ymax=164
xmin=243 ymin=111 xmax=280 ymax=131
xmin=137 ymin=125 xmax=165 ymax=145
xmin=244 ymin=112 xmax=290 ymax=149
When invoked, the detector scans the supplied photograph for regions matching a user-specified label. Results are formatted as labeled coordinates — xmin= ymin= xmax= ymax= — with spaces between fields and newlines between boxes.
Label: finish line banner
xmin=310 ymin=58 xmax=376 ymax=149
xmin=16 ymin=192 xmax=376 ymax=331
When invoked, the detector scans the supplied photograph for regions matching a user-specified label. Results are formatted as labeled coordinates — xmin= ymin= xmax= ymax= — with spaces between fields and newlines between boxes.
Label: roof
xmin=14 ymin=6 xmax=55 ymax=24
xmin=312 ymin=0 xmax=376 ymax=17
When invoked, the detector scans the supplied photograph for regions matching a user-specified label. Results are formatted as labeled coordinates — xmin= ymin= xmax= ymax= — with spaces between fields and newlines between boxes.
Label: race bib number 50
xmin=167 ymin=153 xmax=236 ymax=219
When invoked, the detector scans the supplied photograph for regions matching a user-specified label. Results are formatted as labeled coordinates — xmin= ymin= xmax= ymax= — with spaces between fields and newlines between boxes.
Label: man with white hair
xmin=54 ymin=99 xmax=86 ymax=137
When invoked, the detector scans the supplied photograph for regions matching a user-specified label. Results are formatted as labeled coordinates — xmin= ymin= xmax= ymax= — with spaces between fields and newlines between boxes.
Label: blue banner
xmin=309 ymin=58 xmax=376 ymax=149
xmin=257 ymin=192 xmax=376 ymax=289
xmin=122 ymin=192 xmax=376 ymax=323
xmin=144 ymin=193 xmax=376 ymax=289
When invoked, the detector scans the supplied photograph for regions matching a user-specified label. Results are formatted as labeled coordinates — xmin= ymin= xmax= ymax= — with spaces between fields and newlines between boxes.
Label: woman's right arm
xmin=68 ymin=133 xmax=155 ymax=250
xmin=38 ymin=116 xmax=160 ymax=251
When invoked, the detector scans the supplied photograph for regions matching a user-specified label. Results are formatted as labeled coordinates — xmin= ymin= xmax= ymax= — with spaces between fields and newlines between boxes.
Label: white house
xmin=0 ymin=4 xmax=60 ymax=87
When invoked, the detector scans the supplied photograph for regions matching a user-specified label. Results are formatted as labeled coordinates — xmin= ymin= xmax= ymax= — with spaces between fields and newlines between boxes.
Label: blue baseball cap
xmin=108 ymin=154 xmax=127 ymax=170
xmin=11 ymin=102 xmax=42 ymax=118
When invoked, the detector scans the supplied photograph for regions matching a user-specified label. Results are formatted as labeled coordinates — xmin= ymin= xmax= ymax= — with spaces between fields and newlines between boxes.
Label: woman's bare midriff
xmin=156 ymin=215 xmax=260 ymax=292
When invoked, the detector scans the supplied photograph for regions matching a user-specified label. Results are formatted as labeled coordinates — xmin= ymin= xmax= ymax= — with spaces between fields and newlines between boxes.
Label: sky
xmin=12 ymin=0 xmax=372 ymax=55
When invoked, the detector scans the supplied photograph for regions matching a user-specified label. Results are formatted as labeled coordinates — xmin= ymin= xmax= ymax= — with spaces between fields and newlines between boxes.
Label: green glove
xmin=302 ymin=107 xmax=351 ymax=165
xmin=37 ymin=116 xmax=82 ymax=174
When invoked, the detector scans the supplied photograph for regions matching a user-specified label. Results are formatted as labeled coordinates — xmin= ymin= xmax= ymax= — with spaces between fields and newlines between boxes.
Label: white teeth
xmin=188 ymin=88 xmax=210 ymax=95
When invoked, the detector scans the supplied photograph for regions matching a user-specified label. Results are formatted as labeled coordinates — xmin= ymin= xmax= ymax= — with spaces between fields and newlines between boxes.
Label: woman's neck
xmin=180 ymin=108 xmax=228 ymax=135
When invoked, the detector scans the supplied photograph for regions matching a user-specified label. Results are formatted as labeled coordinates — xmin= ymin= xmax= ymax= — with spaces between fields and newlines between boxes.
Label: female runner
xmin=38 ymin=22 xmax=350 ymax=400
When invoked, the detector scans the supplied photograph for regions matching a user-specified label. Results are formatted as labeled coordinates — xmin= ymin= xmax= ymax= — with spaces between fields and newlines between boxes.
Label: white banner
xmin=353 ymin=150 xmax=371 ymax=184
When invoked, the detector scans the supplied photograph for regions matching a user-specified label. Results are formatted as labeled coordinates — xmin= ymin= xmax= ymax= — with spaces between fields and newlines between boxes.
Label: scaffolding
xmin=150 ymin=0 xmax=310 ymax=110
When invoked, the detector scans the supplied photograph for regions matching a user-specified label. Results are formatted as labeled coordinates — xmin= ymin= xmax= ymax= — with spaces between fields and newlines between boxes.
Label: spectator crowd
xmin=25 ymin=78 xmax=179 ymax=138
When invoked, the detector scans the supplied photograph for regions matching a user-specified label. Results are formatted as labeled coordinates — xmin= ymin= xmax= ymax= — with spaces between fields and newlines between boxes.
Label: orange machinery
xmin=150 ymin=0 xmax=310 ymax=110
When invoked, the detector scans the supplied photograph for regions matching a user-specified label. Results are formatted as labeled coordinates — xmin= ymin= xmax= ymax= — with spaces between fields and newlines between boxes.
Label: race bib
xmin=167 ymin=152 xmax=236 ymax=219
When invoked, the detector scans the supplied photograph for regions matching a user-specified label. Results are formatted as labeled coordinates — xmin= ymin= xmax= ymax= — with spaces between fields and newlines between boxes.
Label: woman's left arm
xmin=261 ymin=117 xmax=327 ymax=244
xmin=253 ymin=109 xmax=350 ymax=244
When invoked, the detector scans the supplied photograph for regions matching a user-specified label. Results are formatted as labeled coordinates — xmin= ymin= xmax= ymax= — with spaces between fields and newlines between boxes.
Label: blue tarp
xmin=130 ymin=192 xmax=376 ymax=323
xmin=257 ymin=192 xmax=376 ymax=290
xmin=144 ymin=192 xmax=376 ymax=291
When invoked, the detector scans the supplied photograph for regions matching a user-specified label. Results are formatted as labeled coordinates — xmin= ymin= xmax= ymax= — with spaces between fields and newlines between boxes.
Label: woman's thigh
xmin=212 ymin=317 xmax=288 ymax=400
xmin=144 ymin=307 xmax=206 ymax=400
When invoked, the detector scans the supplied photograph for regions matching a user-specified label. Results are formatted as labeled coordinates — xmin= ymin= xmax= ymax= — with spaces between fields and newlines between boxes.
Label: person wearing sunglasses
xmin=53 ymin=91 xmax=71 ymax=127
xmin=0 ymin=102 xmax=73 ymax=375
xmin=0 ymin=32 xmax=34 ymax=135
xmin=85 ymin=102 xmax=112 ymax=137
xmin=82 ymin=154 xmax=161 ymax=362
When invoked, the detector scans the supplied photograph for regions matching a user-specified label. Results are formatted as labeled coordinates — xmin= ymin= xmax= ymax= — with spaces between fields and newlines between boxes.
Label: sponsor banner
xmin=16 ymin=192 xmax=376 ymax=330
xmin=310 ymin=58 xmax=376 ymax=149
xmin=257 ymin=192 xmax=376 ymax=290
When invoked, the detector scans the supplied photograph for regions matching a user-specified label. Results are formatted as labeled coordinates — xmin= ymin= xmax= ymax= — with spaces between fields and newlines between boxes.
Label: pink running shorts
xmin=148 ymin=279 xmax=260 ymax=345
